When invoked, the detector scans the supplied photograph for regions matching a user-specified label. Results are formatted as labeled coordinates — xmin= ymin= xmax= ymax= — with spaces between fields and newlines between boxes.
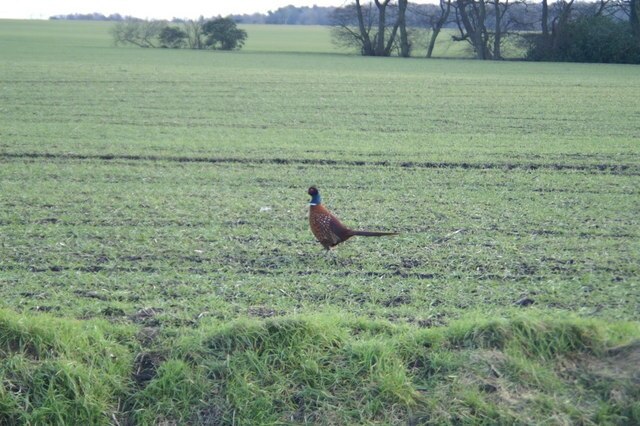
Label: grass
xmin=0 ymin=309 xmax=133 ymax=424
xmin=2 ymin=310 xmax=638 ymax=424
xmin=0 ymin=19 xmax=639 ymax=424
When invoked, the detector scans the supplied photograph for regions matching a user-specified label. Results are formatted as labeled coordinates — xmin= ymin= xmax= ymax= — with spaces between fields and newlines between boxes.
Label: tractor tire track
xmin=1 ymin=151 xmax=637 ymax=175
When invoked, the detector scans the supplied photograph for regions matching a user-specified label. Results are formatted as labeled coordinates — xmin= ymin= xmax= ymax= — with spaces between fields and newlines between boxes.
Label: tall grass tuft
xmin=0 ymin=309 xmax=133 ymax=425
xmin=166 ymin=314 xmax=420 ymax=424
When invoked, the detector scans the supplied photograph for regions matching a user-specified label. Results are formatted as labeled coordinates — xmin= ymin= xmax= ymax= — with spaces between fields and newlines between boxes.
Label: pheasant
xmin=308 ymin=186 xmax=397 ymax=250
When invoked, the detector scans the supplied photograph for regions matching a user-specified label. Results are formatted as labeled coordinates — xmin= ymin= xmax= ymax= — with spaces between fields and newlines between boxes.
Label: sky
xmin=0 ymin=1 xmax=349 ymax=20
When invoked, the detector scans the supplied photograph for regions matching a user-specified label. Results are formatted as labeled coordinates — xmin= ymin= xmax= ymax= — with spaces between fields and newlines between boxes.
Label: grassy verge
xmin=2 ymin=309 xmax=638 ymax=424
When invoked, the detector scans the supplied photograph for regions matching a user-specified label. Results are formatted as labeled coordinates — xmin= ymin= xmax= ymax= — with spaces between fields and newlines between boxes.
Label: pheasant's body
xmin=307 ymin=187 xmax=397 ymax=250
xmin=309 ymin=203 xmax=354 ymax=250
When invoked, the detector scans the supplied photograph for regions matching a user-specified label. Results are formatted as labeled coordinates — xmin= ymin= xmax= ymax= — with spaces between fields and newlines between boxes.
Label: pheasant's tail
xmin=351 ymin=230 xmax=398 ymax=237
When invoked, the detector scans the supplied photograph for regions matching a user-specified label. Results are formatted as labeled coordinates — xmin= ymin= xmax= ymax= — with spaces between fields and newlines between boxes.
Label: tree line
xmin=49 ymin=7 xmax=335 ymax=25
xmin=110 ymin=17 xmax=247 ymax=50
xmin=96 ymin=1 xmax=639 ymax=63
xmin=331 ymin=0 xmax=640 ymax=63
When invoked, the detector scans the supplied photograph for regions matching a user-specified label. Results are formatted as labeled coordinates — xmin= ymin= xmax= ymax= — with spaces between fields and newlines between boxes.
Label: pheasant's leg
xmin=318 ymin=246 xmax=338 ymax=264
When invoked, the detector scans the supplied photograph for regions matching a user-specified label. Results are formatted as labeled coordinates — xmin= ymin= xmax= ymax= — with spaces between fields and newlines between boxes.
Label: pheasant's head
xmin=308 ymin=186 xmax=321 ymax=205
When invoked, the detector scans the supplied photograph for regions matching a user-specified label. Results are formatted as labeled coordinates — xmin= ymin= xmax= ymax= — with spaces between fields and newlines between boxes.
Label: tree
xmin=541 ymin=0 xmax=550 ymax=47
xmin=398 ymin=0 xmax=411 ymax=56
xmin=181 ymin=17 xmax=206 ymax=49
xmin=266 ymin=5 xmax=303 ymax=24
xmin=454 ymin=0 xmax=492 ymax=59
xmin=202 ymin=17 xmax=248 ymax=50
xmin=110 ymin=19 xmax=164 ymax=48
xmin=550 ymin=0 xmax=576 ymax=54
xmin=522 ymin=0 xmax=640 ymax=63
xmin=626 ymin=0 xmax=640 ymax=38
xmin=491 ymin=0 xmax=519 ymax=59
xmin=526 ymin=13 xmax=640 ymax=62
xmin=421 ymin=0 xmax=454 ymax=58
xmin=159 ymin=26 xmax=187 ymax=48
xmin=330 ymin=0 xmax=410 ymax=57
xmin=452 ymin=0 xmax=526 ymax=59
xmin=109 ymin=17 xmax=248 ymax=51
xmin=331 ymin=2 xmax=375 ymax=54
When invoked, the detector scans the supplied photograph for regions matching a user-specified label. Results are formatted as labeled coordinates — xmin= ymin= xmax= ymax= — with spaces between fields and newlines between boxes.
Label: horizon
xmin=0 ymin=1 xmax=349 ymax=21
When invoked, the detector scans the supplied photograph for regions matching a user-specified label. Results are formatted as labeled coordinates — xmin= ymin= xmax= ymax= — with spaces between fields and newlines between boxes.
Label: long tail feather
xmin=351 ymin=230 xmax=398 ymax=237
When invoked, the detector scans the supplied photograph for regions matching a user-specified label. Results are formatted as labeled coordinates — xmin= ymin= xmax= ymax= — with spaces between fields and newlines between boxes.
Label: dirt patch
xmin=514 ymin=297 xmax=535 ymax=307
xmin=132 ymin=351 xmax=165 ymax=387
xmin=101 ymin=306 xmax=126 ymax=317
xmin=4 ymin=337 xmax=42 ymax=360
xmin=130 ymin=307 xmax=163 ymax=325
xmin=192 ymin=405 xmax=226 ymax=426
xmin=74 ymin=289 xmax=109 ymax=301
xmin=37 ymin=217 xmax=59 ymax=224
xmin=30 ymin=305 xmax=60 ymax=312
xmin=137 ymin=327 xmax=161 ymax=346
xmin=247 ymin=306 xmax=283 ymax=318
xmin=20 ymin=291 xmax=49 ymax=299
xmin=576 ymin=340 xmax=640 ymax=384
xmin=290 ymin=392 xmax=320 ymax=424
xmin=415 ymin=312 xmax=447 ymax=328
xmin=459 ymin=350 xmax=540 ymax=410
xmin=382 ymin=294 xmax=413 ymax=307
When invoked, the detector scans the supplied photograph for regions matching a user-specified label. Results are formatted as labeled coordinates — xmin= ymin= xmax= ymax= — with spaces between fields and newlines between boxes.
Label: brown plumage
xmin=308 ymin=186 xmax=397 ymax=250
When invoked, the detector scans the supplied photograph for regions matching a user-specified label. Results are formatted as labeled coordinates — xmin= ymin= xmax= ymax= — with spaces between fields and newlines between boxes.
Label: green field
xmin=1 ymin=19 xmax=639 ymax=425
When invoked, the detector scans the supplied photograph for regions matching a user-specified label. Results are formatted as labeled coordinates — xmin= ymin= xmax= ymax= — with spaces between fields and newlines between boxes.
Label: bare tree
xmin=454 ymin=0 xmax=492 ymax=59
xmin=541 ymin=0 xmax=550 ymax=44
xmin=356 ymin=0 xmax=377 ymax=54
xmin=181 ymin=17 xmax=206 ymax=49
xmin=550 ymin=0 xmax=575 ymax=52
xmin=110 ymin=19 xmax=165 ymax=48
xmin=331 ymin=1 xmax=374 ymax=54
xmin=373 ymin=0 xmax=396 ymax=55
xmin=331 ymin=0 xmax=410 ymax=56
xmin=491 ymin=0 xmax=511 ymax=59
xmin=634 ymin=0 xmax=640 ymax=36
xmin=452 ymin=0 xmax=526 ymax=59
xmin=623 ymin=0 xmax=640 ymax=37
xmin=426 ymin=0 xmax=453 ymax=58
xmin=398 ymin=0 xmax=411 ymax=56
xmin=535 ymin=0 xmax=575 ymax=55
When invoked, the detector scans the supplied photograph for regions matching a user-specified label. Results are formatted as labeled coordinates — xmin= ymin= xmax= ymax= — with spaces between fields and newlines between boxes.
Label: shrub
xmin=159 ymin=26 xmax=187 ymax=48
xmin=525 ymin=16 xmax=640 ymax=64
